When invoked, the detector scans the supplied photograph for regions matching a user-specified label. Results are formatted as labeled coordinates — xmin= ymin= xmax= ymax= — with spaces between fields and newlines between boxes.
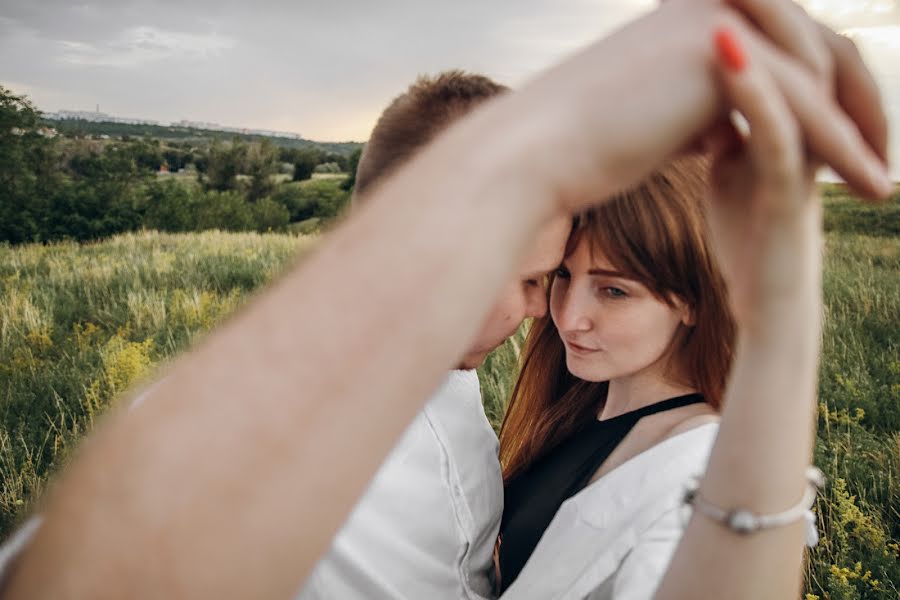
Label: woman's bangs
xmin=569 ymin=207 xmax=672 ymax=303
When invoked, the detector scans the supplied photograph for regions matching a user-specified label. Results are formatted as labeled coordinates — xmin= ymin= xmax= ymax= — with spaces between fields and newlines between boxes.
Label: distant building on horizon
xmin=175 ymin=119 xmax=302 ymax=140
xmin=42 ymin=109 xmax=303 ymax=140
xmin=50 ymin=109 xmax=160 ymax=126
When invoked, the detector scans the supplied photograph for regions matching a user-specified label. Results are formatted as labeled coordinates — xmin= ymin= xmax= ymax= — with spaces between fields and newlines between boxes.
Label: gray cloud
xmin=1 ymin=0 xmax=898 ymax=173
xmin=0 ymin=0 xmax=652 ymax=139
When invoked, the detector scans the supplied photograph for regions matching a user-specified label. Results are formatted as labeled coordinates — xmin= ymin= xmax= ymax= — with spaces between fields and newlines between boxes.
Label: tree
xmin=277 ymin=147 xmax=298 ymax=164
xmin=128 ymin=140 xmax=163 ymax=172
xmin=245 ymin=140 xmax=278 ymax=202
xmin=42 ymin=142 xmax=149 ymax=241
xmin=142 ymin=179 xmax=196 ymax=232
xmin=205 ymin=139 xmax=248 ymax=191
xmin=0 ymin=86 xmax=58 ymax=243
xmin=313 ymin=161 xmax=341 ymax=174
xmin=271 ymin=179 xmax=350 ymax=222
xmin=292 ymin=148 xmax=321 ymax=181
xmin=251 ymin=197 xmax=290 ymax=232
xmin=323 ymin=152 xmax=348 ymax=172
xmin=340 ymin=147 xmax=362 ymax=191
xmin=193 ymin=151 xmax=209 ymax=174
xmin=163 ymin=148 xmax=191 ymax=172
xmin=194 ymin=190 xmax=255 ymax=231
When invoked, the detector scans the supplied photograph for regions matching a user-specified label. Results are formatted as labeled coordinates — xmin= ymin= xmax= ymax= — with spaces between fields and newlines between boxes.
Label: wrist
xmin=434 ymin=91 xmax=567 ymax=226
xmin=735 ymin=199 xmax=823 ymax=332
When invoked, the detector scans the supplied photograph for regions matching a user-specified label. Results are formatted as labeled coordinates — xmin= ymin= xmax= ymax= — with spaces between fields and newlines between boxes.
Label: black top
xmin=497 ymin=393 xmax=705 ymax=593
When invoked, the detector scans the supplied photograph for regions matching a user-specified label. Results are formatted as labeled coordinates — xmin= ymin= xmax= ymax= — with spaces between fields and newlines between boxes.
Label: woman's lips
xmin=563 ymin=339 xmax=601 ymax=355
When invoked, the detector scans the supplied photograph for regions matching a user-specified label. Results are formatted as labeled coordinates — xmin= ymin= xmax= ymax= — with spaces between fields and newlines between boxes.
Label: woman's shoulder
xmin=664 ymin=412 xmax=720 ymax=438
xmin=573 ymin=422 xmax=719 ymax=520
xmin=589 ymin=407 xmax=719 ymax=484
xmin=616 ymin=419 xmax=719 ymax=477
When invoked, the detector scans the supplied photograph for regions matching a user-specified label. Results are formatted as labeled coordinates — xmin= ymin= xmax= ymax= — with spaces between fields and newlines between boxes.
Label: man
xmin=297 ymin=71 xmax=569 ymax=599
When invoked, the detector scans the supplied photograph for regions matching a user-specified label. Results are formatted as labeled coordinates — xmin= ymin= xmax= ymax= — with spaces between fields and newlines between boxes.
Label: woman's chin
xmin=565 ymin=356 xmax=608 ymax=382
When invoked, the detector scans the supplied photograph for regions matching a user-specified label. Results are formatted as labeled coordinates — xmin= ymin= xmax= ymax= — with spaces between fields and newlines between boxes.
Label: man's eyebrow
xmin=524 ymin=265 xmax=559 ymax=277
xmin=523 ymin=271 xmax=549 ymax=280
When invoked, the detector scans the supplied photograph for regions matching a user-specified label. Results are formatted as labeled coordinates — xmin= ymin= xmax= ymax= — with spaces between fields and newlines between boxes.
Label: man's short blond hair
xmin=353 ymin=70 xmax=508 ymax=202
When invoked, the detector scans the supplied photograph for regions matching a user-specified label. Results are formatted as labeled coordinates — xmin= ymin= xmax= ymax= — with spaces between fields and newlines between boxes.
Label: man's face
xmin=458 ymin=216 xmax=570 ymax=369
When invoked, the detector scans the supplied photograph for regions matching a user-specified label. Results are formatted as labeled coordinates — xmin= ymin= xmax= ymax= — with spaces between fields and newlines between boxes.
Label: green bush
xmin=270 ymin=178 xmax=350 ymax=222
xmin=251 ymin=197 xmax=291 ymax=233
xmin=142 ymin=180 xmax=196 ymax=233
xmin=288 ymin=217 xmax=322 ymax=235
xmin=313 ymin=161 xmax=342 ymax=174
xmin=194 ymin=190 xmax=255 ymax=232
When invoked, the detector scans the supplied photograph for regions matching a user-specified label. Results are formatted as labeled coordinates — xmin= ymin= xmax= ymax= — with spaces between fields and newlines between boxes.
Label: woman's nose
xmin=555 ymin=287 xmax=592 ymax=333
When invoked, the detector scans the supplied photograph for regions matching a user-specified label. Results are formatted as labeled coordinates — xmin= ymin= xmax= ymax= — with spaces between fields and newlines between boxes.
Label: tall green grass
xmin=0 ymin=230 xmax=316 ymax=535
xmin=0 ymin=189 xmax=897 ymax=597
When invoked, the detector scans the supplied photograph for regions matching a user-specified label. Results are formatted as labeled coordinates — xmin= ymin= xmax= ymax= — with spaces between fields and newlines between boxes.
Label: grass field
xmin=0 ymin=187 xmax=897 ymax=598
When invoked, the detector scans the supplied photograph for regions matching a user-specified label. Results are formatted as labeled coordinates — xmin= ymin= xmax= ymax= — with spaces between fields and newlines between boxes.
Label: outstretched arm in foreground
xmin=4 ymin=2 xmax=890 ymax=598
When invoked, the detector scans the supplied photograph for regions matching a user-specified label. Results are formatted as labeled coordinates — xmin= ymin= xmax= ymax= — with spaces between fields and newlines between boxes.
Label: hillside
xmin=42 ymin=117 xmax=363 ymax=157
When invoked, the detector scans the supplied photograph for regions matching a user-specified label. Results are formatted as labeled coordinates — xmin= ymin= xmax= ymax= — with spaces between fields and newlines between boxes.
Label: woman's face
xmin=549 ymin=237 xmax=692 ymax=384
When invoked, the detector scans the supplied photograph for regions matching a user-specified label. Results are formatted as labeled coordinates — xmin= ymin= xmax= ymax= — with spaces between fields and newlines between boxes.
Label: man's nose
xmin=524 ymin=287 xmax=548 ymax=319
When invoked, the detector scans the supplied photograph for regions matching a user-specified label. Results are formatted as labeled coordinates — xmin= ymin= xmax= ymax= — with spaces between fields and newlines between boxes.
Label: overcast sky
xmin=1 ymin=0 xmax=897 ymax=175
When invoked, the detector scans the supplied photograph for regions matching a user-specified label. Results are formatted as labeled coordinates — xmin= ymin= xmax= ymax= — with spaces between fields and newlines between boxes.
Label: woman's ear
xmin=681 ymin=304 xmax=696 ymax=327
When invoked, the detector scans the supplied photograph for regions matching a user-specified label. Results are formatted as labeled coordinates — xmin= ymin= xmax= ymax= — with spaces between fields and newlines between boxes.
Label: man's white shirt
xmin=0 ymin=371 xmax=503 ymax=599
xmin=296 ymin=369 xmax=503 ymax=599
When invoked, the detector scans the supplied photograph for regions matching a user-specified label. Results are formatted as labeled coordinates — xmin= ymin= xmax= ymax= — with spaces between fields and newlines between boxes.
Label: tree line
xmin=48 ymin=118 xmax=361 ymax=157
xmin=1 ymin=86 xmax=363 ymax=244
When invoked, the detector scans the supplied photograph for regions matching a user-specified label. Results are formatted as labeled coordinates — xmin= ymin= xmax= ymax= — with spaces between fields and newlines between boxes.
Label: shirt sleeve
xmin=0 ymin=516 xmax=43 ymax=589
xmin=0 ymin=379 xmax=161 ymax=590
xmin=606 ymin=506 xmax=685 ymax=600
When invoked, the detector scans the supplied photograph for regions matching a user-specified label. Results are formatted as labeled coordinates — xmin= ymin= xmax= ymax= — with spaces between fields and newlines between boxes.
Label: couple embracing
xmin=2 ymin=0 xmax=891 ymax=597
xmin=300 ymin=60 xmax=807 ymax=599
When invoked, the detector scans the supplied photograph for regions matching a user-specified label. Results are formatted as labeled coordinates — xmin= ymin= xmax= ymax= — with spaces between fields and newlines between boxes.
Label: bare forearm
xmin=708 ymin=215 xmax=823 ymax=506
xmin=5 ymin=102 xmax=555 ymax=599
xmin=658 ymin=210 xmax=823 ymax=599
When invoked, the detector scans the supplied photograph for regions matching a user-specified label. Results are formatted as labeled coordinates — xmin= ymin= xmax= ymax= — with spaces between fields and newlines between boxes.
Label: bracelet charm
xmin=683 ymin=466 xmax=825 ymax=545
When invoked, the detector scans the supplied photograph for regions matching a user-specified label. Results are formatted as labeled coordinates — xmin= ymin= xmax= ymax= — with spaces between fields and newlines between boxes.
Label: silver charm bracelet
xmin=683 ymin=466 xmax=826 ymax=535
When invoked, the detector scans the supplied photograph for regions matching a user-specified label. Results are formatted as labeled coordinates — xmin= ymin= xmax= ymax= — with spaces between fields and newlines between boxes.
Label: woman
xmin=494 ymin=30 xmax=835 ymax=599
xmin=496 ymin=155 xmax=736 ymax=596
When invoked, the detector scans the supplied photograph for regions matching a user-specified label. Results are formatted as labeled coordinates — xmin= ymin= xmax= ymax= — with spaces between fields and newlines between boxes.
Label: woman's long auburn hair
xmin=498 ymin=156 xmax=736 ymax=482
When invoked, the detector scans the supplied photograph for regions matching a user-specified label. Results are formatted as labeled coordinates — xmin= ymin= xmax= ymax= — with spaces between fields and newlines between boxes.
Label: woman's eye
xmin=604 ymin=287 xmax=627 ymax=298
xmin=554 ymin=267 xmax=570 ymax=279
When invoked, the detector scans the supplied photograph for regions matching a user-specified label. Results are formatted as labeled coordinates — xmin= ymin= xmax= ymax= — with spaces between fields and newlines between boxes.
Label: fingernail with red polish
xmin=714 ymin=27 xmax=747 ymax=72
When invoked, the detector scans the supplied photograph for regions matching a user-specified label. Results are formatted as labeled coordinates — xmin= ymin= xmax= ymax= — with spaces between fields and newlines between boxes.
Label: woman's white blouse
xmin=501 ymin=423 xmax=720 ymax=600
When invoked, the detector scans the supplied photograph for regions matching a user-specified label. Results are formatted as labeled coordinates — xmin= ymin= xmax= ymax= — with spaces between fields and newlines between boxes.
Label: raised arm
xmin=656 ymin=25 xmax=832 ymax=600
xmin=3 ymin=2 xmax=889 ymax=598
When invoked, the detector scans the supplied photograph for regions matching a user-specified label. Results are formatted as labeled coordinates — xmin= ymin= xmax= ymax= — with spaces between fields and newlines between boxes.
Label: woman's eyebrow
xmin=587 ymin=268 xmax=627 ymax=277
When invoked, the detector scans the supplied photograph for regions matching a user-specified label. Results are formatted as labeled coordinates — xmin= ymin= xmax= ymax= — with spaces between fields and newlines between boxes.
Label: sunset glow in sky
xmin=1 ymin=0 xmax=897 ymax=176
